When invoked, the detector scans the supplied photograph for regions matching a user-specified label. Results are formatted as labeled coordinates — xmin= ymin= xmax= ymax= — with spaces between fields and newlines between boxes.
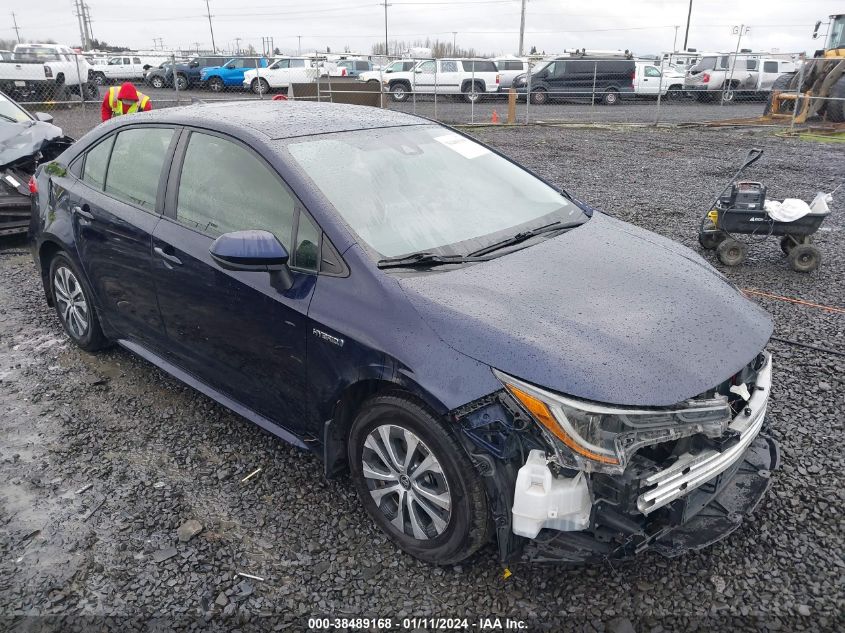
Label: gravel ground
xmin=1 ymin=124 xmax=843 ymax=632
xmin=38 ymin=88 xmax=763 ymax=140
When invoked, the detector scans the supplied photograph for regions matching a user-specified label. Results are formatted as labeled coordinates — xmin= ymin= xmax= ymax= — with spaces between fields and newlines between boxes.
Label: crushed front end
xmin=453 ymin=352 xmax=779 ymax=563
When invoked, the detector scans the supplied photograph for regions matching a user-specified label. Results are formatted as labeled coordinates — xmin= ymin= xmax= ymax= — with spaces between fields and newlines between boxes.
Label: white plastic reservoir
xmin=511 ymin=449 xmax=592 ymax=538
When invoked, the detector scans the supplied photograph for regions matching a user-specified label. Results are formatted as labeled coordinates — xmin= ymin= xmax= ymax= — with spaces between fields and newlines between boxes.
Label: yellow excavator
xmin=765 ymin=13 xmax=845 ymax=123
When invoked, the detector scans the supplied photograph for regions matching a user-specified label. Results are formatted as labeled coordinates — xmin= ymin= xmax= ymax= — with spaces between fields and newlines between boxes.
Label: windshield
xmin=829 ymin=15 xmax=845 ymax=50
xmin=286 ymin=126 xmax=586 ymax=259
xmin=269 ymin=59 xmax=287 ymax=69
xmin=531 ymin=61 xmax=552 ymax=74
xmin=0 ymin=93 xmax=32 ymax=123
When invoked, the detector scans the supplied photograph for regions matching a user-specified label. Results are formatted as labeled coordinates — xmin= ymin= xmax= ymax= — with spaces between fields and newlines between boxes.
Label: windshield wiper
xmin=0 ymin=113 xmax=21 ymax=123
xmin=377 ymin=252 xmax=485 ymax=269
xmin=468 ymin=220 xmax=582 ymax=257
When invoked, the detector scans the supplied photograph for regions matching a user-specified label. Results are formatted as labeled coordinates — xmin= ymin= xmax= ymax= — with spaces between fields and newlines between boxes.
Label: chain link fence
xmin=4 ymin=51 xmax=844 ymax=130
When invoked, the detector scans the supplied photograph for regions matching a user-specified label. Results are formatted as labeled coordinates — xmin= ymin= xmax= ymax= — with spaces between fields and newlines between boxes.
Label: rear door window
xmin=355 ymin=61 xmax=370 ymax=71
xmin=644 ymin=66 xmax=661 ymax=77
xmin=175 ymin=132 xmax=296 ymax=244
xmin=461 ymin=60 xmax=497 ymax=73
xmin=82 ymin=136 xmax=115 ymax=190
xmin=763 ymin=61 xmax=779 ymax=73
xmin=104 ymin=128 xmax=175 ymax=211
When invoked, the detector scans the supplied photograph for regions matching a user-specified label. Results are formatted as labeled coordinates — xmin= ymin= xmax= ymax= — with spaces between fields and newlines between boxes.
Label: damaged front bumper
xmin=519 ymin=352 xmax=778 ymax=563
xmin=455 ymin=352 xmax=779 ymax=563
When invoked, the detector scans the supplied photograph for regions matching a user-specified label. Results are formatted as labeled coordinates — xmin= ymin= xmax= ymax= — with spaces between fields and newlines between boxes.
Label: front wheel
xmin=49 ymin=253 xmax=108 ymax=351
xmin=788 ymin=244 xmax=820 ymax=273
xmin=175 ymin=74 xmax=188 ymax=91
xmin=251 ymin=78 xmax=271 ymax=95
xmin=348 ymin=395 xmax=490 ymax=565
xmin=150 ymin=75 xmax=165 ymax=89
xmin=207 ymin=77 xmax=224 ymax=92
xmin=530 ymin=88 xmax=548 ymax=105
xmin=92 ymin=72 xmax=107 ymax=86
xmin=390 ymin=83 xmax=410 ymax=102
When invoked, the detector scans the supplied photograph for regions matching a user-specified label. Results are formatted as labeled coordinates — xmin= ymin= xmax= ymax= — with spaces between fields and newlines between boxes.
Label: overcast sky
xmin=6 ymin=1 xmax=842 ymax=57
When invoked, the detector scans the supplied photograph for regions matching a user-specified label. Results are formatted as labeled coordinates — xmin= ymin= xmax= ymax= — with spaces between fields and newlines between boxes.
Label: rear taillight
xmin=496 ymin=74 xmax=500 ymax=84
xmin=28 ymin=176 xmax=38 ymax=194
xmin=44 ymin=66 xmax=53 ymax=78
xmin=631 ymin=70 xmax=636 ymax=81
xmin=702 ymin=72 xmax=710 ymax=83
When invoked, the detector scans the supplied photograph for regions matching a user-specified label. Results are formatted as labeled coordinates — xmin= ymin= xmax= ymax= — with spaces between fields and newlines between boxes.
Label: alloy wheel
xmin=53 ymin=266 xmax=89 ymax=338
xmin=361 ymin=424 xmax=452 ymax=540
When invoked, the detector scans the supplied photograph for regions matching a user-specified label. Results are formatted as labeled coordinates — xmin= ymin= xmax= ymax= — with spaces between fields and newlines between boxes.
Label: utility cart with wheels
xmin=697 ymin=148 xmax=832 ymax=273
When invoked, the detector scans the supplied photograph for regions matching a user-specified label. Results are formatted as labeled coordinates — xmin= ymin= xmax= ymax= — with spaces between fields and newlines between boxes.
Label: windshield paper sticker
xmin=434 ymin=133 xmax=490 ymax=160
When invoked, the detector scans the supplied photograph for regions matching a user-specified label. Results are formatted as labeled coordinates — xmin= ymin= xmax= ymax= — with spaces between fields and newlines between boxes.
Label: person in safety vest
xmin=101 ymin=82 xmax=152 ymax=122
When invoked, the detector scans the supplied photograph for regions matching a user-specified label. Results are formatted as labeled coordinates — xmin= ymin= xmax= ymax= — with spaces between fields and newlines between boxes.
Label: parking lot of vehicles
xmin=385 ymin=58 xmax=500 ymax=102
xmin=357 ymin=59 xmax=418 ymax=85
xmin=0 ymin=43 xmax=95 ymax=101
xmin=513 ymin=56 xmax=635 ymax=105
xmin=685 ymin=53 xmax=797 ymax=101
xmin=143 ymin=55 xmax=230 ymax=90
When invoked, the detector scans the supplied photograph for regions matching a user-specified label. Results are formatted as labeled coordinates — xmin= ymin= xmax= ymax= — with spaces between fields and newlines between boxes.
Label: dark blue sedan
xmin=29 ymin=102 xmax=778 ymax=565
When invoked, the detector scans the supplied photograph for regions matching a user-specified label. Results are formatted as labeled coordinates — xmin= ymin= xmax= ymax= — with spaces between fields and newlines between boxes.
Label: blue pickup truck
xmin=200 ymin=57 xmax=270 ymax=92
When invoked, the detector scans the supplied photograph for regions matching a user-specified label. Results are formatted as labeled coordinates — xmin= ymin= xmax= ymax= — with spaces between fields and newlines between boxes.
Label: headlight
xmin=494 ymin=369 xmax=731 ymax=475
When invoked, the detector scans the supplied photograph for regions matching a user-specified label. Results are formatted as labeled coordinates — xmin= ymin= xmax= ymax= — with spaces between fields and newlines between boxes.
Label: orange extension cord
xmin=742 ymin=288 xmax=845 ymax=315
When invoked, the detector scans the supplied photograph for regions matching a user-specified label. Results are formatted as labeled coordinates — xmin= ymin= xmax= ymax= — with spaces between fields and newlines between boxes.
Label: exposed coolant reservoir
xmin=512 ymin=450 xmax=592 ymax=538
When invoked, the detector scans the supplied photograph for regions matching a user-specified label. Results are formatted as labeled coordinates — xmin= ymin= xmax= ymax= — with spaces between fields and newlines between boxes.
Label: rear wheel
xmin=348 ymin=395 xmax=490 ymax=565
xmin=207 ymin=77 xmax=224 ymax=92
xmin=49 ymin=253 xmax=107 ymax=352
xmin=462 ymin=82 xmax=483 ymax=103
xmin=666 ymin=84 xmax=684 ymax=100
xmin=602 ymin=88 xmax=620 ymax=105
xmin=788 ymin=244 xmax=820 ymax=273
xmin=717 ymin=238 xmax=747 ymax=267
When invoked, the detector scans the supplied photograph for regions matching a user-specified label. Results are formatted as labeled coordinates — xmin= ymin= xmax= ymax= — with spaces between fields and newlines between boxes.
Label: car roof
xmin=133 ymin=101 xmax=428 ymax=140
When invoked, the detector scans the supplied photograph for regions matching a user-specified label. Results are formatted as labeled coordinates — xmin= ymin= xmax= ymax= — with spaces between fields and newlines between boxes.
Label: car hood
xmin=0 ymin=119 xmax=64 ymax=168
xmin=397 ymin=213 xmax=772 ymax=407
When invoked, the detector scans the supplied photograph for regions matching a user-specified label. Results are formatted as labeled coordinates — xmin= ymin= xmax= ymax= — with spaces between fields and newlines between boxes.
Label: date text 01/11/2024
xmin=307 ymin=617 xmax=528 ymax=630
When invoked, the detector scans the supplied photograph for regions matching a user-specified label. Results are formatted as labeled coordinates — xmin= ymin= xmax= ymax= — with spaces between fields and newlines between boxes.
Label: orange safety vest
xmin=107 ymin=86 xmax=150 ymax=116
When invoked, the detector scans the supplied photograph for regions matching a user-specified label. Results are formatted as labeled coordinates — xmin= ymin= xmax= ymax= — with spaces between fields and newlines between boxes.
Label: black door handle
xmin=154 ymin=246 xmax=183 ymax=266
xmin=72 ymin=205 xmax=94 ymax=221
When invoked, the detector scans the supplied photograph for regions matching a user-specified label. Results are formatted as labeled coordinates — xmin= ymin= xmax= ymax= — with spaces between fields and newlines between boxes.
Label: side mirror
xmin=812 ymin=20 xmax=821 ymax=39
xmin=34 ymin=112 xmax=54 ymax=123
xmin=210 ymin=230 xmax=294 ymax=290
xmin=415 ymin=69 xmax=423 ymax=73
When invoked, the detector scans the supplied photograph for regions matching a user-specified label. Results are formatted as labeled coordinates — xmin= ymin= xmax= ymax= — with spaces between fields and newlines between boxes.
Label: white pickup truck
xmin=0 ymin=44 xmax=93 ymax=101
xmin=243 ymin=57 xmax=320 ymax=94
xmin=684 ymin=53 xmax=797 ymax=102
xmin=89 ymin=55 xmax=171 ymax=85
xmin=385 ymin=58 xmax=501 ymax=103
xmin=358 ymin=59 xmax=419 ymax=85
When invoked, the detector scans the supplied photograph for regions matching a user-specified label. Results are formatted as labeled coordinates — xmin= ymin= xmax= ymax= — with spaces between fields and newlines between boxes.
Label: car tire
xmin=717 ymin=238 xmax=747 ymax=267
xmin=92 ymin=72 xmax=107 ymax=86
xmin=49 ymin=253 xmax=108 ymax=352
xmin=84 ymin=82 xmax=100 ymax=100
xmin=151 ymin=75 xmax=165 ymax=89
xmin=462 ymin=82 xmax=483 ymax=103
xmin=779 ymin=235 xmax=797 ymax=255
xmin=208 ymin=77 xmax=224 ymax=92
xmin=348 ymin=394 xmax=490 ymax=565
xmin=788 ymin=244 xmax=820 ymax=273
xmin=252 ymin=78 xmax=270 ymax=95
xmin=390 ymin=83 xmax=410 ymax=102
xmin=175 ymin=74 xmax=188 ymax=91
xmin=667 ymin=84 xmax=684 ymax=100
xmin=530 ymin=88 xmax=548 ymax=105
xmin=602 ymin=89 xmax=620 ymax=105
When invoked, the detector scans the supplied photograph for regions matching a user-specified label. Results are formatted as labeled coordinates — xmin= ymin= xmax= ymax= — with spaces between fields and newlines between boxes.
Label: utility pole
xmin=452 ymin=31 xmax=457 ymax=55
xmin=204 ymin=0 xmax=217 ymax=53
xmin=73 ymin=0 xmax=87 ymax=50
xmin=83 ymin=3 xmax=94 ymax=44
xmin=297 ymin=35 xmax=302 ymax=55
xmin=382 ymin=1 xmax=390 ymax=57
xmin=518 ymin=0 xmax=527 ymax=56
xmin=234 ymin=37 xmax=241 ymax=54
xmin=682 ymin=0 xmax=693 ymax=50
xmin=11 ymin=12 xmax=21 ymax=43
xmin=672 ymin=25 xmax=679 ymax=52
